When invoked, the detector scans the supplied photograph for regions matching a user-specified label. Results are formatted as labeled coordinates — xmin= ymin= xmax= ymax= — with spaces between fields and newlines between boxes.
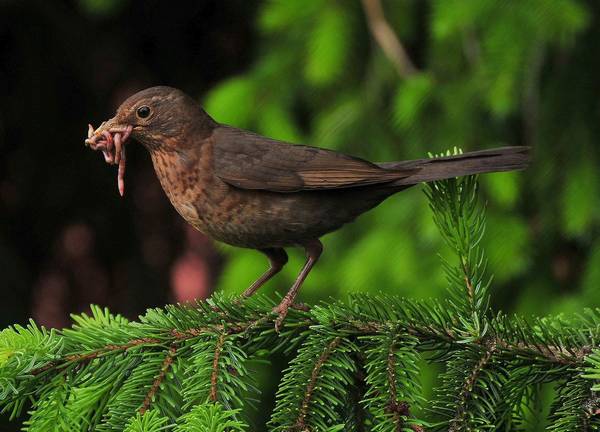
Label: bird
xmin=85 ymin=86 xmax=530 ymax=329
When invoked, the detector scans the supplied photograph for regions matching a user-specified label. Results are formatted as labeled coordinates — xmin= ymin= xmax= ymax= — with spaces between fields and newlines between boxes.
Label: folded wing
xmin=213 ymin=126 xmax=416 ymax=192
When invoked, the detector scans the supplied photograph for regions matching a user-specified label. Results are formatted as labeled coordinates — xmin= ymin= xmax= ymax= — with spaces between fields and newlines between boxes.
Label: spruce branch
xmin=425 ymin=170 xmax=491 ymax=341
xmin=2 ymin=287 xmax=597 ymax=430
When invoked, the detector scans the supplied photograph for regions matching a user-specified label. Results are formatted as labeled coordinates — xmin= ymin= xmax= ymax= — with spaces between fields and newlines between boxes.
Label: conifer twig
xmin=210 ymin=333 xmax=226 ymax=402
xmin=296 ymin=337 xmax=342 ymax=429
xmin=450 ymin=345 xmax=496 ymax=431
xmin=30 ymin=337 xmax=163 ymax=375
xmin=139 ymin=345 xmax=177 ymax=415
xmin=386 ymin=338 xmax=403 ymax=431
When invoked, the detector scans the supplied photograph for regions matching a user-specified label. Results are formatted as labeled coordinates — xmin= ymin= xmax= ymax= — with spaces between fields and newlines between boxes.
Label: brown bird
xmin=85 ymin=86 xmax=530 ymax=328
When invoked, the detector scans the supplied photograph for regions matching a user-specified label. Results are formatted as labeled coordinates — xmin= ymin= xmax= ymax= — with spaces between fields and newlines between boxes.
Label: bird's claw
xmin=273 ymin=304 xmax=289 ymax=333
xmin=272 ymin=301 xmax=309 ymax=332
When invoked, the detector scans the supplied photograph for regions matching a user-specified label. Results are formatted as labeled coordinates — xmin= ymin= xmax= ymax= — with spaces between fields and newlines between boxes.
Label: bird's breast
xmin=149 ymin=142 xmax=395 ymax=249
xmin=151 ymin=146 xmax=207 ymax=222
xmin=149 ymin=143 xmax=246 ymax=241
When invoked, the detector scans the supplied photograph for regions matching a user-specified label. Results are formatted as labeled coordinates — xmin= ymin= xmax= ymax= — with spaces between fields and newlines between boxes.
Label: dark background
xmin=1 ymin=1 xmax=600 ymax=430
xmin=1 ymin=0 xmax=257 ymax=329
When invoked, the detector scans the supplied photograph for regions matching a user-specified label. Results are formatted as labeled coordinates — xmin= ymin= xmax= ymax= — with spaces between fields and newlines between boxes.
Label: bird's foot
xmin=271 ymin=301 xmax=310 ymax=332
xmin=272 ymin=304 xmax=289 ymax=333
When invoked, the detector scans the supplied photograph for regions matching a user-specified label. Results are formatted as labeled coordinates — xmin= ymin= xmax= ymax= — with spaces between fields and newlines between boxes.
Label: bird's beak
xmin=85 ymin=118 xmax=133 ymax=151
xmin=84 ymin=117 xmax=134 ymax=197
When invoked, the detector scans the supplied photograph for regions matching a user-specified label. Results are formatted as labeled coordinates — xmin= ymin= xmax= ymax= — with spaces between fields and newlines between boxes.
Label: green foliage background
xmin=198 ymin=1 xmax=600 ymax=427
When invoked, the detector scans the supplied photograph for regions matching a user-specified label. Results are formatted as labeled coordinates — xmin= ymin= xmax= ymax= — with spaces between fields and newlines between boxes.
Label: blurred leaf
xmin=431 ymin=0 xmax=494 ymax=39
xmin=204 ymin=76 xmax=257 ymax=128
xmin=338 ymin=218 xmax=422 ymax=298
xmin=392 ymin=73 xmax=434 ymax=131
xmin=514 ymin=280 xmax=557 ymax=316
xmin=561 ymin=156 xmax=599 ymax=237
xmin=217 ymin=249 xmax=267 ymax=296
xmin=313 ymin=94 xmax=362 ymax=150
xmin=481 ymin=171 xmax=521 ymax=209
xmin=259 ymin=0 xmax=324 ymax=33
xmin=548 ymin=294 xmax=585 ymax=317
xmin=479 ymin=17 xmax=528 ymax=116
xmin=527 ymin=0 xmax=589 ymax=42
xmin=254 ymin=50 xmax=297 ymax=83
xmin=304 ymin=6 xmax=352 ymax=86
xmin=256 ymin=102 xmax=303 ymax=143
xmin=483 ymin=213 xmax=530 ymax=282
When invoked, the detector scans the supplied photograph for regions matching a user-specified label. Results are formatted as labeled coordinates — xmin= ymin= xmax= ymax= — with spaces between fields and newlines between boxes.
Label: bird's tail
xmin=378 ymin=146 xmax=530 ymax=186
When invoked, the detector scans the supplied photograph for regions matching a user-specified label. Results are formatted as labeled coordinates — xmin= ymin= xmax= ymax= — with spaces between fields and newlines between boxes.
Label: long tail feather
xmin=378 ymin=146 xmax=530 ymax=185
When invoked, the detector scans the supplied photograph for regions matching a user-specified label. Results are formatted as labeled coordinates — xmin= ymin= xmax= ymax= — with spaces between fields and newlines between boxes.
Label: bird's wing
xmin=212 ymin=126 xmax=417 ymax=192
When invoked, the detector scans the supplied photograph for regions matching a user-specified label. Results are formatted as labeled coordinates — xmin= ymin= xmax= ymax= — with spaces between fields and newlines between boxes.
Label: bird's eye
xmin=136 ymin=105 xmax=151 ymax=119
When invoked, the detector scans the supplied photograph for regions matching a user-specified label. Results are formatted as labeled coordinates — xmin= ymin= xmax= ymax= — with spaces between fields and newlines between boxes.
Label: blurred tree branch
xmin=361 ymin=0 xmax=418 ymax=77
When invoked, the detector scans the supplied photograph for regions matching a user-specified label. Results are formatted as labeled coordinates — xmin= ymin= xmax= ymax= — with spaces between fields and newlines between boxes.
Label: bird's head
xmin=85 ymin=86 xmax=215 ymax=195
xmin=86 ymin=86 xmax=214 ymax=152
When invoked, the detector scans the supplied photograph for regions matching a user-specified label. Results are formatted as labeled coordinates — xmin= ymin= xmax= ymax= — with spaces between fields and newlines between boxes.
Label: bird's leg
xmin=242 ymin=248 xmax=288 ymax=297
xmin=273 ymin=239 xmax=322 ymax=331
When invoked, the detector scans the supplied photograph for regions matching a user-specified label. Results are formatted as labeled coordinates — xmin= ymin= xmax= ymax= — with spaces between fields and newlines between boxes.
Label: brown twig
xmin=463 ymin=274 xmax=474 ymax=305
xmin=210 ymin=333 xmax=226 ymax=402
xmin=449 ymin=345 xmax=495 ymax=431
xmin=28 ymin=313 xmax=309 ymax=379
xmin=385 ymin=337 xmax=425 ymax=431
xmin=347 ymin=319 xmax=588 ymax=366
xmin=350 ymin=353 xmax=368 ymax=432
xmin=361 ymin=0 xmax=418 ymax=77
xmin=30 ymin=337 xmax=162 ymax=376
xmin=139 ymin=345 xmax=178 ymax=415
xmin=386 ymin=338 xmax=403 ymax=432
xmin=296 ymin=337 xmax=342 ymax=429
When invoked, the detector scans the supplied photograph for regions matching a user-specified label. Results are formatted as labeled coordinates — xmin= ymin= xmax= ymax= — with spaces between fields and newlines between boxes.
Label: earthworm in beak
xmin=84 ymin=124 xmax=133 ymax=196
